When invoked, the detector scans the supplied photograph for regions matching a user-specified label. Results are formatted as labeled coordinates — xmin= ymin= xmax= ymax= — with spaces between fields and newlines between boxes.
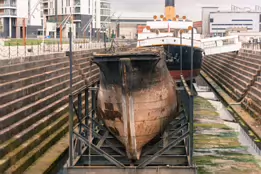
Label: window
xmin=12 ymin=20 xmax=16 ymax=26
xmin=259 ymin=24 xmax=261 ymax=32
xmin=260 ymin=14 xmax=261 ymax=22
xmin=210 ymin=18 xmax=214 ymax=22
xmin=88 ymin=0 xmax=91 ymax=14
xmin=66 ymin=0 xmax=70 ymax=6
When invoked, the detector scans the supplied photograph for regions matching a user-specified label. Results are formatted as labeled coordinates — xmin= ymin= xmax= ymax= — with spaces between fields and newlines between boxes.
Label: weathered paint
xmin=93 ymin=51 xmax=178 ymax=160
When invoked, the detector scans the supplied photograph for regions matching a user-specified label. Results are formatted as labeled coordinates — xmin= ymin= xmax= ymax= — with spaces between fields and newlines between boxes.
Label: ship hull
xmin=164 ymin=45 xmax=203 ymax=80
xmin=93 ymin=52 xmax=178 ymax=160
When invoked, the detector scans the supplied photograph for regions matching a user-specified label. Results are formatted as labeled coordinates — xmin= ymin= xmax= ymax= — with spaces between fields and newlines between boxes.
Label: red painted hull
xmin=169 ymin=69 xmax=201 ymax=80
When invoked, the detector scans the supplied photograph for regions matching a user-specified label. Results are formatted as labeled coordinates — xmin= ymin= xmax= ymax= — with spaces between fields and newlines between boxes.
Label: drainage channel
xmin=194 ymin=76 xmax=261 ymax=173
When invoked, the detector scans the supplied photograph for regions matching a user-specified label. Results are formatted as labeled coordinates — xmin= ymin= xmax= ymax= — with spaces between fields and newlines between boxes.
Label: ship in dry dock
xmin=92 ymin=0 xmax=203 ymax=161
xmin=93 ymin=50 xmax=179 ymax=160
xmin=137 ymin=0 xmax=204 ymax=81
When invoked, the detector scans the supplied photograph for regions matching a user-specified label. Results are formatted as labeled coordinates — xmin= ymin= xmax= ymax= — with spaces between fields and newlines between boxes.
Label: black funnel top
xmin=165 ymin=0 xmax=175 ymax=7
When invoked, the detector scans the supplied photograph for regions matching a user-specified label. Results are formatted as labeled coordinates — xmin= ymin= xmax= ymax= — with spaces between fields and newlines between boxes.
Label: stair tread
xmin=0 ymin=59 xmax=92 ymax=89
xmin=248 ymin=90 xmax=261 ymax=103
xmin=207 ymin=56 xmax=252 ymax=84
xmin=0 ymin=72 xmax=98 ymax=143
xmin=24 ymin=132 xmax=69 ymax=174
xmin=0 ymin=61 xmax=69 ymax=82
xmin=0 ymin=79 xmax=85 ymax=130
xmin=203 ymin=62 xmax=244 ymax=99
xmin=254 ymin=81 xmax=261 ymax=87
xmin=237 ymin=55 xmax=261 ymax=63
xmin=214 ymin=56 xmax=257 ymax=77
xmin=210 ymin=57 xmax=254 ymax=81
xmin=234 ymin=58 xmax=260 ymax=68
xmin=0 ymin=61 xmax=93 ymax=95
xmin=240 ymin=53 xmax=261 ymax=60
xmin=0 ymin=48 xmax=101 ymax=173
xmin=204 ymin=60 xmax=248 ymax=91
xmin=0 ymin=67 xmax=97 ymax=114
xmin=231 ymin=61 xmax=259 ymax=72
xmin=0 ymin=71 xmax=71 ymax=104
xmin=218 ymin=54 xmax=259 ymax=71
xmin=0 ymin=55 xmax=66 ymax=74
xmin=202 ymin=66 xmax=241 ymax=101
xmin=0 ymin=110 xmax=68 ymax=173
xmin=0 ymin=76 xmax=73 ymax=115
xmin=243 ymin=96 xmax=261 ymax=114
xmin=0 ymin=67 xmax=69 ymax=92
xmin=203 ymin=62 xmax=245 ymax=95
xmin=0 ymin=93 xmax=69 ymax=143
xmin=3 ymin=117 xmax=69 ymax=174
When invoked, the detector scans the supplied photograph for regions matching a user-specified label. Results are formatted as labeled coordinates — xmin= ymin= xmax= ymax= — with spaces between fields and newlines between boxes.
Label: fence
xmin=0 ymin=38 xmax=137 ymax=60
xmin=242 ymin=42 xmax=261 ymax=51
xmin=0 ymin=41 xmax=113 ymax=59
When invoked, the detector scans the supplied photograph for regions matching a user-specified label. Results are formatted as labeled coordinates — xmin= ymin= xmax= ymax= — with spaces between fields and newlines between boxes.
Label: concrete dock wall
xmin=202 ymin=49 xmax=261 ymax=117
xmin=0 ymin=49 xmax=101 ymax=173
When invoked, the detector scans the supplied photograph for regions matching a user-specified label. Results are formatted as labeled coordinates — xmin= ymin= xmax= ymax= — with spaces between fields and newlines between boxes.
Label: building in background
xmin=110 ymin=13 xmax=154 ymax=39
xmin=201 ymin=7 xmax=219 ymax=37
xmin=0 ymin=0 xmax=111 ymax=39
xmin=44 ymin=0 xmax=111 ymax=38
xmin=193 ymin=21 xmax=202 ymax=34
xmin=202 ymin=5 xmax=261 ymax=37
xmin=0 ymin=0 xmax=42 ymax=38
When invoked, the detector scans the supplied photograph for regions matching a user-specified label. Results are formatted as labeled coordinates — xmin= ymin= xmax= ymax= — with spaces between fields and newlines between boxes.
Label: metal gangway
xmin=201 ymin=35 xmax=242 ymax=55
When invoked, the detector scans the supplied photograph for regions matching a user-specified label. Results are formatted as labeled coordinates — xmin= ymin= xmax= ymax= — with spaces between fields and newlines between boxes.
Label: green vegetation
xmin=193 ymin=96 xmax=261 ymax=174
xmin=4 ymin=39 xmax=70 ymax=46
xmin=194 ymin=123 xmax=232 ymax=130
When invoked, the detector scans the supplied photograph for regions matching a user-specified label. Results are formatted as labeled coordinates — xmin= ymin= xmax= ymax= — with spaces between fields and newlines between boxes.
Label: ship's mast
xmin=165 ymin=0 xmax=176 ymax=20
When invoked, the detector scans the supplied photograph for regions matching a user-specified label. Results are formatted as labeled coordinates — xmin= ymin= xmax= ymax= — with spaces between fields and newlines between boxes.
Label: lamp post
xmin=179 ymin=30 xmax=184 ymax=75
xmin=188 ymin=25 xmax=194 ymax=166
xmin=68 ymin=26 xmax=73 ymax=166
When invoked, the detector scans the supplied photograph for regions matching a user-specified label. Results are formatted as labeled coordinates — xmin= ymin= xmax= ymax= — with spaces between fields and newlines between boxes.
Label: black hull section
xmin=164 ymin=45 xmax=203 ymax=80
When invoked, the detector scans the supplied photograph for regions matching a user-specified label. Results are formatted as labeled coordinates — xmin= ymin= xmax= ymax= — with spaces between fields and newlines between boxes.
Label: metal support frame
xmin=67 ymin=28 xmax=196 ymax=174
xmin=67 ymin=82 xmax=196 ymax=173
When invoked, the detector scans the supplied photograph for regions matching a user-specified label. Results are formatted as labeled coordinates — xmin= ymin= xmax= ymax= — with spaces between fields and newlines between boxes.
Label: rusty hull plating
xmin=93 ymin=51 xmax=178 ymax=160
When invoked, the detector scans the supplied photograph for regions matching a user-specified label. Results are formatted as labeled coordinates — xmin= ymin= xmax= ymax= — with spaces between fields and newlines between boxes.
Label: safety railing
xmin=180 ymin=75 xmax=195 ymax=166
xmin=0 ymin=41 xmax=111 ymax=59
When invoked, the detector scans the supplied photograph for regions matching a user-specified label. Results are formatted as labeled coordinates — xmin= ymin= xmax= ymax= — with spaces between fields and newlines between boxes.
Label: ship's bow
xmin=93 ymin=52 xmax=178 ymax=160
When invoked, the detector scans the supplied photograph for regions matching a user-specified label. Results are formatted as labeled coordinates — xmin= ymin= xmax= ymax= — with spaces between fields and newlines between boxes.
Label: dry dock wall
xmin=202 ymin=49 xmax=261 ymax=118
xmin=0 ymin=50 xmax=100 ymax=173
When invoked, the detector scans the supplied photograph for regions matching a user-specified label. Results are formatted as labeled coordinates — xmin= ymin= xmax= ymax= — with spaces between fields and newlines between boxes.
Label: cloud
xmin=110 ymin=0 xmax=261 ymax=20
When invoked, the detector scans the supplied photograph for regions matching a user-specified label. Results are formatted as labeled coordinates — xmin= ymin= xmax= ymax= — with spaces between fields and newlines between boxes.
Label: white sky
xmin=110 ymin=0 xmax=261 ymax=21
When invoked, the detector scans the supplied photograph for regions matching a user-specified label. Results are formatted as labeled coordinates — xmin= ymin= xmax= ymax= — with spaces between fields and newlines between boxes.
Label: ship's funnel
xmin=165 ymin=0 xmax=176 ymax=20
